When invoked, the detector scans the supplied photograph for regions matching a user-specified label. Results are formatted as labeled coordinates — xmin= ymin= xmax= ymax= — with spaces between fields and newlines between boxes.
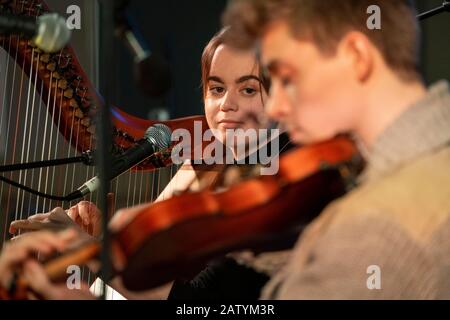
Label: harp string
xmin=9 ymin=34 xmax=27 ymax=229
xmin=18 ymin=2 xmax=39 ymax=218
xmin=34 ymin=60 xmax=55 ymax=214
xmin=15 ymin=46 xmax=33 ymax=221
xmin=27 ymin=78 xmax=44 ymax=213
xmin=0 ymin=36 xmax=13 ymax=244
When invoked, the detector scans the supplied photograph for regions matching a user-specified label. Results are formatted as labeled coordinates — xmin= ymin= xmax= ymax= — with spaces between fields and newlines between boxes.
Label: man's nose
xmin=265 ymin=83 xmax=290 ymax=121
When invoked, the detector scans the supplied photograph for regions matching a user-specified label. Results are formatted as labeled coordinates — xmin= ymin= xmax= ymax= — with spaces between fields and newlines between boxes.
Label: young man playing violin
xmin=220 ymin=0 xmax=450 ymax=299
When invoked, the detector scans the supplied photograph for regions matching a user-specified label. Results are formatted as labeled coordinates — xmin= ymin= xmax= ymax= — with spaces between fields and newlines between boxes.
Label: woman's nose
xmin=220 ymin=92 xmax=239 ymax=112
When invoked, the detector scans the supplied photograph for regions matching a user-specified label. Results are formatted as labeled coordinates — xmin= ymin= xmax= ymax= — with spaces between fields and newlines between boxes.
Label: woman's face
xmin=204 ymin=44 xmax=269 ymax=145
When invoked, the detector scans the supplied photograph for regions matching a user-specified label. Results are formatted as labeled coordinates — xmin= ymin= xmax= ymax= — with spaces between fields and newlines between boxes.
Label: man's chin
xmin=288 ymin=129 xmax=333 ymax=146
xmin=287 ymin=129 xmax=309 ymax=145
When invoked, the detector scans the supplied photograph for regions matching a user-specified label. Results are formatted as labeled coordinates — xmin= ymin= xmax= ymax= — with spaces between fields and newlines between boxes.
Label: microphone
xmin=0 ymin=13 xmax=71 ymax=53
xmin=68 ymin=124 xmax=172 ymax=200
xmin=115 ymin=10 xmax=171 ymax=97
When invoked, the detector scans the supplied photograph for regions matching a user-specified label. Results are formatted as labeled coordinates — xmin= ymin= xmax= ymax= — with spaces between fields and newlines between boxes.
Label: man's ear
xmin=339 ymin=31 xmax=374 ymax=83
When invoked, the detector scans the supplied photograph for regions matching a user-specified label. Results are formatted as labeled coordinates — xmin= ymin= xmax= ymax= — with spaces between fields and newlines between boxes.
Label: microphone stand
xmin=0 ymin=151 xmax=95 ymax=172
xmin=417 ymin=1 xmax=450 ymax=20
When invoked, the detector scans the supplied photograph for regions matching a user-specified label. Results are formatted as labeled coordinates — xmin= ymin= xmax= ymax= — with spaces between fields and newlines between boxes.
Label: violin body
xmin=114 ymin=136 xmax=362 ymax=291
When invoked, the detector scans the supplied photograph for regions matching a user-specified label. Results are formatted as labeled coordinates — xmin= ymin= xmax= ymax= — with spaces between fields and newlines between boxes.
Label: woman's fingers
xmin=77 ymin=201 xmax=97 ymax=226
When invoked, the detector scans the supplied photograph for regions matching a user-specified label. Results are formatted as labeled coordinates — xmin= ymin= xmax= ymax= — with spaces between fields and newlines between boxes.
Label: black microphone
xmin=0 ymin=13 xmax=71 ymax=53
xmin=115 ymin=9 xmax=171 ymax=97
xmin=67 ymin=124 xmax=172 ymax=200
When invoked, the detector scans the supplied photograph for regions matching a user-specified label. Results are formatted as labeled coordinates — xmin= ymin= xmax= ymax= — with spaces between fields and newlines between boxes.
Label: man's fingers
xmin=3 ymin=231 xmax=69 ymax=267
xmin=23 ymin=259 xmax=95 ymax=300
xmin=22 ymin=260 xmax=59 ymax=299
xmin=12 ymin=230 xmax=77 ymax=255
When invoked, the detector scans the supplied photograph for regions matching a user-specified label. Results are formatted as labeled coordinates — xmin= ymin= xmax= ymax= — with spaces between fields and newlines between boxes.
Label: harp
xmin=0 ymin=0 xmax=207 ymax=257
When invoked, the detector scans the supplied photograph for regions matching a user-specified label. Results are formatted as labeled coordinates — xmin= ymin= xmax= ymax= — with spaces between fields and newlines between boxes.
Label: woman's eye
xmin=241 ymin=87 xmax=257 ymax=96
xmin=209 ymin=87 xmax=225 ymax=95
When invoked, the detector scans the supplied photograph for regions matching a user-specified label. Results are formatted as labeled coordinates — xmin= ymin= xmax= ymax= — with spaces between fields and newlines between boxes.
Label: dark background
xmin=49 ymin=0 xmax=450 ymax=120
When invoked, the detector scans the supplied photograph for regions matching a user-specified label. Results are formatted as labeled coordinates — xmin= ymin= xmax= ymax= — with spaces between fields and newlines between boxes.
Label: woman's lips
xmin=218 ymin=120 xmax=244 ymax=129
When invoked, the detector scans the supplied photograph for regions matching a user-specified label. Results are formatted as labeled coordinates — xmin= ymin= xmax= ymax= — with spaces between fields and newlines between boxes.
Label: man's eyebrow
xmin=207 ymin=76 xmax=224 ymax=84
xmin=266 ymin=60 xmax=279 ymax=74
xmin=236 ymin=75 xmax=262 ymax=84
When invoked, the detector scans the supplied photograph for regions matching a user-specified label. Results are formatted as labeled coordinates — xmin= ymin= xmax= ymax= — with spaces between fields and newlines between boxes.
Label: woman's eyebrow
xmin=207 ymin=76 xmax=224 ymax=84
xmin=236 ymin=75 xmax=261 ymax=84
xmin=207 ymin=75 xmax=261 ymax=84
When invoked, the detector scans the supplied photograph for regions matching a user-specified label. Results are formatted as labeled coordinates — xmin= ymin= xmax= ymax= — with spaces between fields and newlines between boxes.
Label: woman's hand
xmin=9 ymin=207 xmax=79 ymax=236
xmin=9 ymin=194 xmax=112 ymax=238
xmin=67 ymin=201 xmax=102 ymax=237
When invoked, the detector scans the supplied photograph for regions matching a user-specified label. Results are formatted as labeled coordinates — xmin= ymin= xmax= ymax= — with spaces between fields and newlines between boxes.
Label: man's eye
xmin=281 ymin=76 xmax=291 ymax=87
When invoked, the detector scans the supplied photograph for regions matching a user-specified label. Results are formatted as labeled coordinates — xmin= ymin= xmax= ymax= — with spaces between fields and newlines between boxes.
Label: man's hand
xmin=0 ymin=230 xmax=76 ymax=291
xmin=23 ymin=260 xmax=95 ymax=300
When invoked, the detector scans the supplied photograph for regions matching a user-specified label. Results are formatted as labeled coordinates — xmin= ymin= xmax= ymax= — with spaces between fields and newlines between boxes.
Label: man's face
xmin=261 ymin=22 xmax=361 ymax=144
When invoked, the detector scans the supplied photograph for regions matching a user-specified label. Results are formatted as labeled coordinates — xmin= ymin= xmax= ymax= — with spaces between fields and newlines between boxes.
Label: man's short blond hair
xmin=223 ymin=0 xmax=422 ymax=81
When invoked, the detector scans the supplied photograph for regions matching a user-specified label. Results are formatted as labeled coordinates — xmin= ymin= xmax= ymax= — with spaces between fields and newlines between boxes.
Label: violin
xmin=4 ymin=136 xmax=362 ymax=298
